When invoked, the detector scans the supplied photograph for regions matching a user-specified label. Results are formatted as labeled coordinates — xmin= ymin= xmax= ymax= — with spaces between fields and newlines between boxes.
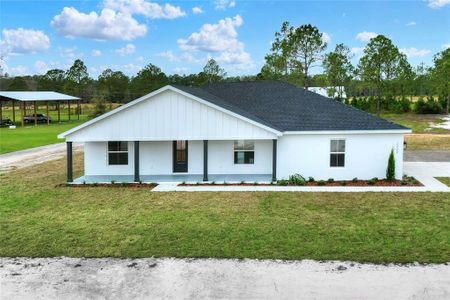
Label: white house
xmin=309 ymin=86 xmax=347 ymax=99
xmin=58 ymin=80 xmax=410 ymax=183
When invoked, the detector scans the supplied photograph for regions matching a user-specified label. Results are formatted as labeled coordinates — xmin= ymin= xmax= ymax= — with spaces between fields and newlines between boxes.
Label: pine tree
xmin=386 ymin=149 xmax=396 ymax=181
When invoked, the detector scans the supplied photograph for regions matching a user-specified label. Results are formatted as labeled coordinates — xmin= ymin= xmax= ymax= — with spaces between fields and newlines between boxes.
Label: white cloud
xmin=177 ymin=15 xmax=252 ymax=69
xmin=51 ymin=7 xmax=147 ymax=41
xmin=192 ymin=6 xmax=203 ymax=14
xmin=34 ymin=60 xmax=49 ymax=74
xmin=1 ymin=28 xmax=50 ymax=55
xmin=136 ymin=55 xmax=144 ymax=62
xmin=355 ymin=31 xmax=378 ymax=42
xmin=442 ymin=43 xmax=450 ymax=49
xmin=178 ymin=15 xmax=243 ymax=52
xmin=91 ymin=49 xmax=102 ymax=57
xmin=157 ymin=50 xmax=179 ymax=61
xmin=322 ymin=32 xmax=331 ymax=43
xmin=115 ymin=43 xmax=136 ymax=56
xmin=427 ymin=0 xmax=450 ymax=8
xmin=215 ymin=0 xmax=236 ymax=10
xmin=400 ymin=47 xmax=431 ymax=57
xmin=406 ymin=21 xmax=416 ymax=26
xmin=103 ymin=0 xmax=186 ymax=19
xmin=123 ymin=63 xmax=142 ymax=74
xmin=3 ymin=64 xmax=28 ymax=76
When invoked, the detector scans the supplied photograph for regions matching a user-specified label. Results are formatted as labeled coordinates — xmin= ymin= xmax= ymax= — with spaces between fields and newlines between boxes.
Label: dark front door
xmin=173 ymin=140 xmax=188 ymax=172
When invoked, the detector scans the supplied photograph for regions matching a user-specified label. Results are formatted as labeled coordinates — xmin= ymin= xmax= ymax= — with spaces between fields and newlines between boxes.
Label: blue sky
xmin=1 ymin=0 xmax=449 ymax=78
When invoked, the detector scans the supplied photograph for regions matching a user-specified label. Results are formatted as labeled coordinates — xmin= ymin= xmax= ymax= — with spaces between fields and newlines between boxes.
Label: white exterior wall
xmin=66 ymin=90 xmax=277 ymax=142
xmin=84 ymin=140 xmax=272 ymax=176
xmin=277 ymin=133 xmax=404 ymax=180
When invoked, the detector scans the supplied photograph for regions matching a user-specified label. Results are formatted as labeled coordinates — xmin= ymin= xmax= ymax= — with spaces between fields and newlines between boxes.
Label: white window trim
xmin=233 ymin=140 xmax=255 ymax=165
xmin=107 ymin=141 xmax=129 ymax=166
xmin=330 ymin=139 xmax=346 ymax=168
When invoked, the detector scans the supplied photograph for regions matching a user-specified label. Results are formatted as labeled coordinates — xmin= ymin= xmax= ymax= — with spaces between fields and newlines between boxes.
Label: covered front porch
xmin=66 ymin=139 xmax=277 ymax=184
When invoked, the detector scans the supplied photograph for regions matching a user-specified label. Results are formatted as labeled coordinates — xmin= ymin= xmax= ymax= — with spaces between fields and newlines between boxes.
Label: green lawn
xmin=0 ymin=155 xmax=449 ymax=263
xmin=436 ymin=177 xmax=450 ymax=187
xmin=0 ymin=121 xmax=85 ymax=154
xmin=0 ymin=104 xmax=101 ymax=154
xmin=382 ymin=113 xmax=450 ymax=134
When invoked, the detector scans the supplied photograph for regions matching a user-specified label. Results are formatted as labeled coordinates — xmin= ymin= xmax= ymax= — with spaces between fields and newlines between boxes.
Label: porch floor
xmin=73 ymin=174 xmax=272 ymax=184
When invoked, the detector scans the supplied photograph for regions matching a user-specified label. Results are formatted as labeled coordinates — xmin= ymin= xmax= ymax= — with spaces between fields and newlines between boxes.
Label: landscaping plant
xmin=386 ymin=149 xmax=396 ymax=181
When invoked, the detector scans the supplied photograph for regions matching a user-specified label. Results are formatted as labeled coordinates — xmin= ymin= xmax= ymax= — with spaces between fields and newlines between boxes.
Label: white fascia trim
xmin=58 ymin=85 xmax=282 ymax=139
xmin=65 ymin=136 xmax=277 ymax=142
xmin=283 ymin=129 xmax=412 ymax=135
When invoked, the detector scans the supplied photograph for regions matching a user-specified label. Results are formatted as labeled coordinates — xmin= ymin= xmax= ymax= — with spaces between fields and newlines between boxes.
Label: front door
xmin=173 ymin=140 xmax=188 ymax=172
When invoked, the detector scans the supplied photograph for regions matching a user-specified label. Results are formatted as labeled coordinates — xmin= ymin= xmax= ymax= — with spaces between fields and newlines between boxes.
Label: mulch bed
xmin=180 ymin=179 xmax=422 ymax=187
xmin=58 ymin=183 xmax=158 ymax=189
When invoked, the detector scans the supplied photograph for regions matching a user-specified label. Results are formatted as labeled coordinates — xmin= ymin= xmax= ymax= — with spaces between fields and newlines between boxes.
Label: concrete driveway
xmin=0 ymin=143 xmax=82 ymax=173
xmin=404 ymin=162 xmax=450 ymax=191
xmin=1 ymin=257 xmax=449 ymax=300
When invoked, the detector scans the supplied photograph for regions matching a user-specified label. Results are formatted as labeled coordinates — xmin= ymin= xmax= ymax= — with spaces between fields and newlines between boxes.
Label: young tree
xmin=288 ymin=24 xmax=327 ymax=89
xmin=430 ymin=48 xmax=450 ymax=114
xmin=386 ymin=149 xmax=396 ymax=181
xmin=323 ymin=43 xmax=354 ymax=100
xmin=358 ymin=35 xmax=408 ymax=116
xmin=98 ymin=69 xmax=129 ymax=103
xmin=202 ymin=58 xmax=226 ymax=83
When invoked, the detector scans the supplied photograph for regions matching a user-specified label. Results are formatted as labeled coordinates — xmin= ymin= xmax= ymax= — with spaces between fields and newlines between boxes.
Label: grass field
xmin=0 ymin=154 xmax=449 ymax=263
xmin=405 ymin=134 xmax=450 ymax=151
xmin=436 ymin=177 xmax=450 ymax=187
xmin=383 ymin=113 xmax=450 ymax=134
xmin=0 ymin=103 xmax=118 ymax=154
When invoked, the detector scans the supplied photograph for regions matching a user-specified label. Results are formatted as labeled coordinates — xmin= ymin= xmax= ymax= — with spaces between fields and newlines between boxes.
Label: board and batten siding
xmin=66 ymin=90 xmax=277 ymax=142
xmin=277 ymin=133 xmax=404 ymax=180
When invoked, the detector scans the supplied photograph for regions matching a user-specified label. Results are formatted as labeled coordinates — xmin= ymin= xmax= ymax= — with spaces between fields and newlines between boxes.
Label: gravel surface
xmin=0 ymin=143 xmax=82 ymax=173
xmin=1 ymin=257 xmax=449 ymax=299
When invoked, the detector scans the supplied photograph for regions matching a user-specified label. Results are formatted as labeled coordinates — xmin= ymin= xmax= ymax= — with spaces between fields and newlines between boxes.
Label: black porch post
xmin=134 ymin=141 xmax=140 ymax=182
xmin=67 ymin=142 xmax=73 ymax=183
xmin=203 ymin=140 xmax=208 ymax=181
xmin=272 ymin=139 xmax=277 ymax=182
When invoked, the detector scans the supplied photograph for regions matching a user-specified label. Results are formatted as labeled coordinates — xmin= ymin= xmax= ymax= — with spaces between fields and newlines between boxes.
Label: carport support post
xmin=272 ymin=139 xmax=277 ymax=182
xmin=77 ymin=99 xmax=80 ymax=120
xmin=203 ymin=140 xmax=208 ymax=181
xmin=46 ymin=101 xmax=50 ymax=125
xmin=21 ymin=102 xmax=25 ymax=127
xmin=67 ymin=142 xmax=73 ymax=183
xmin=134 ymin=141 xmax=140 ymax=182
xmin=57 ymin=102 xmax=61 ymax=123
xmin=33 ymin=101 xmax=37 ymax=126
xmin=68 ymin=100 xmax=71 ymax=121
xmin=12 ymin=100 xmax=15 ymax=123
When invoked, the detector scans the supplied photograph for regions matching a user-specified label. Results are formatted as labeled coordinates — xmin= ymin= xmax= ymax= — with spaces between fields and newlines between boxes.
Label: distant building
xmin=309 ymin=86 xmax=346 ymax=99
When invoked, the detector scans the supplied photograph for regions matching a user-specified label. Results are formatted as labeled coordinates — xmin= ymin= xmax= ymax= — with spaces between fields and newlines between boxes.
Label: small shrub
xmin=181 ymin=181 xmax=186 ymax=185
xmin=196 ymin=182 xmax=200 ymax=185
xmin=111 ymin=180 xmax=115 ymax=185
xmin=121 ymin=182 xmax=128 ymax=187
xmin=278 ymin=179 xmax=288 ymax=186
xmin=288 ymin=173 xmax=306 ymax=185
xmin=240 ymin=180 xmax=245 ymax=185
xmin=341 ymin=181 xmax=347 ymax=186
xmin=317 ymin=180 xmax=326 ymax=186
xmin=224 ymin=181 xmax=228 ymax=185
xmin=386 ymin=149 xmax=396 ymax=181
xmin=93 ymin=182 xmax=98 ymax=187
xmin=253 ymin=181 xmax=258 ymax=186
xmin=82 ymin=180 xmax=86 ymax=185
xmin=138 ymin=180 xmax=142 ymax=184
xmin=415 ymin=96 xmax=444 ymax=114
xmin=367 ymin=179 xmax=376 ymax=185
xmin=308 ymin=176 xmax=315 ymax=182
xmin=400 ymin=180 xmax=408 ymax=185
xmin=211 ymin=181 xmax=216 ymax=185
xmin=327 ymin=178 xmax=334 ymax=183
xmin=352 ymin=177 xmax=358 ymax=182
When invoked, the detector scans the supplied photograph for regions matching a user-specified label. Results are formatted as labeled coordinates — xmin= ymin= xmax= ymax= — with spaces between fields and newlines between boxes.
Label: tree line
xmin=1 ymin=22 xmax=448 ymax=115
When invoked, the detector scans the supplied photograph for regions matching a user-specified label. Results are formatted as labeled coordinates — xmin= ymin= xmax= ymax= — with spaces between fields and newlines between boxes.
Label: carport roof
xmin=0 ymin=91 xmax=79 ymax=101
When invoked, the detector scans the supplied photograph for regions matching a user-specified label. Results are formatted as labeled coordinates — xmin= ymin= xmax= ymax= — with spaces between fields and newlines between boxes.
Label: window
xmin=330 ymin=139 xmax=345 ymax=167
xmin=108 ymin=141 xmax=128 ymax=165
xmin=234 ymin=140 xmax=254 ymax=164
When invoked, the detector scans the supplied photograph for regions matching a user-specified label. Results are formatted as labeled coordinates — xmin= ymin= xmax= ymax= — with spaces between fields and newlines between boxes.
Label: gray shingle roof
xmin=173 ymin=80 xmax=407 ymax=132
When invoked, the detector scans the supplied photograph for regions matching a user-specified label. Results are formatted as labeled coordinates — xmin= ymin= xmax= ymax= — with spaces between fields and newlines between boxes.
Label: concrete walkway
xmin=0 ymin=143 xmax=82 ymax=173
xmin=405 ymin=150 xmax=450 ymax=162
xmin=1 ymin=257 xmax=449 ymax=299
